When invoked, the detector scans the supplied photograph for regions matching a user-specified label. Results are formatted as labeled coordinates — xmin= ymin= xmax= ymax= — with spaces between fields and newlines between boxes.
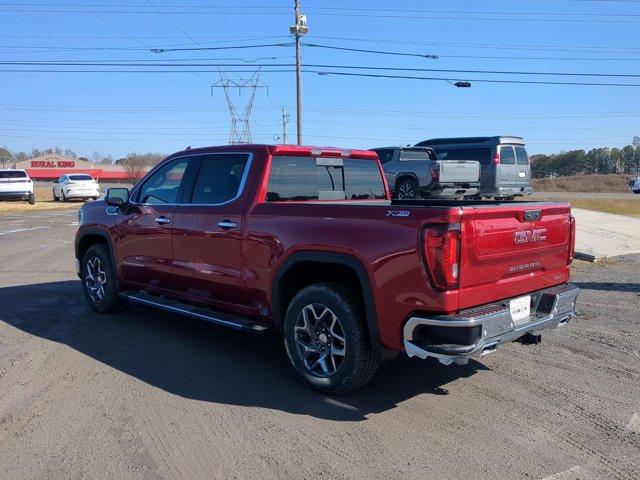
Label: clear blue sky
xmin=0 ymin=0 xmax=639 ymax=159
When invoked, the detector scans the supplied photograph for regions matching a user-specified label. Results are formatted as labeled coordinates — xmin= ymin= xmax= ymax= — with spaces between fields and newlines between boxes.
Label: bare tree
xmin=0 ymin=147 xmax=11 ymax=169
xmin=122 ymin=152 xmax=164 ymax=183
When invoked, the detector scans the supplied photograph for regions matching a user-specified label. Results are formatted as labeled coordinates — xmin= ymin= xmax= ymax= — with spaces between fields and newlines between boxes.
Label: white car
xmin=53 ymin=174 xmax=100 ymax=202
xmin=0 ymin=169 xmax=35 ymax=204
xmin=629 ymin=177 xmax=640 ymax=194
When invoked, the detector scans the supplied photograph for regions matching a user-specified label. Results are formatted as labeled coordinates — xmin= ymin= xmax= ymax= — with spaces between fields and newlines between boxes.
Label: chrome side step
xmin=119 ymin=291 xmax=270 ymax=333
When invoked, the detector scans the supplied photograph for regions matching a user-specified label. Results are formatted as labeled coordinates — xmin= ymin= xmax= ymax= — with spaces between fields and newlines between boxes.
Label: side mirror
xmin=106 ymin=187 xmax=129 ymax=207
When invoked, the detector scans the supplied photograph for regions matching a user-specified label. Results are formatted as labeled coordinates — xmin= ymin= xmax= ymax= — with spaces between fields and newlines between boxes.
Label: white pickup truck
xmin=0 ymin=169 xmax=35 ymax=204
xmin=629 ymin=177 xmax=640 ymax=194
xmin=370 ymin=146 xmax=481 ymax=199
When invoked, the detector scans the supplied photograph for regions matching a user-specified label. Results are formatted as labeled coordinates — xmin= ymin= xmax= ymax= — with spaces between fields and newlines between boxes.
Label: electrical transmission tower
xmin=211 ymin=70 xmax=267 ymax=144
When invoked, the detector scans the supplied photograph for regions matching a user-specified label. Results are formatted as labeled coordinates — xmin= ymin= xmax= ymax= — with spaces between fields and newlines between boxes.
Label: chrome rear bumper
xmin=403 ymin=283 xmax=579 ymax=365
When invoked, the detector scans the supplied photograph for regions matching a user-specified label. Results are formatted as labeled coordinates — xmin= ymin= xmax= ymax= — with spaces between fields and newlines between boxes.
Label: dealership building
xmin=12 ymin=154 xmax=148 ymax=182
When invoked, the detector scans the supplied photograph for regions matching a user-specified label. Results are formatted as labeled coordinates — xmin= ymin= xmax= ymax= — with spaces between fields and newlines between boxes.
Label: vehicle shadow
xmin=0 ymin=280 xmax=488 ymax=422
xmin=574 ymin=281 xmax=640 ymax=293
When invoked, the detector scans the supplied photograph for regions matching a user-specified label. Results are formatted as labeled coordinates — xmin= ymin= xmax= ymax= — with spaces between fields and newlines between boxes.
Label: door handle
xmin=155 ymin=216 xmax=171 ymax=225
xmin=218 ymin=220 xmax=238 ymax=230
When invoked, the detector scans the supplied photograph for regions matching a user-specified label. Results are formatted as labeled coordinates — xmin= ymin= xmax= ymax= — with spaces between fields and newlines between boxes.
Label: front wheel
xmin=61 ymin=190 xmax=67 ymax=202
xmin=395 ymin=179 xmax=419 ymax=200
xmin=283 ymin=283 xmax=379 ymax=394
xmin=634 ymin=190 xmax=640 ymax=195
xmin=28 ymin=193 xmax=35 ymax=205
xmin=81 ymin=244 xmax=123 ymax=314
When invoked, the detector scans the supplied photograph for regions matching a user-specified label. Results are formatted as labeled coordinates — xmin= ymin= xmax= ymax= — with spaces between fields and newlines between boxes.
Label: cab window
xmin=189 ymin=153 xmax=250 ymax=204
xmin=137 ymin=158 xmax=189 ymax=204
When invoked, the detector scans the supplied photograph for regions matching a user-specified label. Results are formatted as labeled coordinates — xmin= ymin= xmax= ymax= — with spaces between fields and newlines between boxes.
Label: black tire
xmin=502 ymin=195 xmax=515 ymax=201
xmin=395 ymin=179 xmax=419 ymax=200
xmin=52 ymin=190 xmax=57 ymax=202
xmin=28 ymin=193 xmax=35 ymax=205
xmin=634 ymin=190 xmax=640 ymax=195
xmin=61 ymin=190 xmax=67 ymax=202
xmin=81 ymin=244 xmax=123 ymax=314
xmin=283 ymin=282 xmax=379 ymax=394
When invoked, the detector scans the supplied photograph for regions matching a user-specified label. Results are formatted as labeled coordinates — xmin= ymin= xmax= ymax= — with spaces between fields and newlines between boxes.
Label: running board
xmin=119 ymin=291 xmax=270 ymax=333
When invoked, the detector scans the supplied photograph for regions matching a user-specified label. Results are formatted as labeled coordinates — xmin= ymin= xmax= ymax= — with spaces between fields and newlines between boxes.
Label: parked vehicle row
xmin=75 ymin=143 xmax=578 ymax=393
xmin=370 ymin=146 xmax=480 ymax=199
xmin=376 ymin=135 xmax=534 ymax=200
xmin=0 ymin=169 xmax=35 ymax=204
xmin=416 ymin=136 xmax=533 ymax=200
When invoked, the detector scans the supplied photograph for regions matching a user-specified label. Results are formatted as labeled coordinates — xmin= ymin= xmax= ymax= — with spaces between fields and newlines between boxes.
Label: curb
xmin=574 ymin=252 xmax=600 ymax=262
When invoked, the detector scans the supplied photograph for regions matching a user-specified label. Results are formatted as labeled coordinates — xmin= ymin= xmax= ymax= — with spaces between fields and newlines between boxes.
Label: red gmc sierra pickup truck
xmin=75 ymin=144 xmax=579 ymax=393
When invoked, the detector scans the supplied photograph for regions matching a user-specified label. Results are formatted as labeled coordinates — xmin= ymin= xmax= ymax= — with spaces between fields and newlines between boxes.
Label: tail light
xmin=493 ymin=151 xmax=501 ymax=165
xmin=429 ymin=163 xmax=440 ymax=180
xmin=568 ymin=214 xmax=576 ymax=263
xmin=422 ymin=224 xmax=461 ymax=290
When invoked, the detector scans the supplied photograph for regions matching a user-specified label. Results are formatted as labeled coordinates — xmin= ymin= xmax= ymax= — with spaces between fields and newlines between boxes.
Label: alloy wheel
xmin=397 ymin=182 xmax=416 ymax=199
xmin=85 ymin=256 xmax=107 ymax=303
xmin=294 ymin=303 xmax=347 ymax=377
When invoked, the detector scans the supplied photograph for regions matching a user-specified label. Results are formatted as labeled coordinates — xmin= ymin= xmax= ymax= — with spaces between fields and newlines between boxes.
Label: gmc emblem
xmin=514 ymin=228 xmax=547 ymax=244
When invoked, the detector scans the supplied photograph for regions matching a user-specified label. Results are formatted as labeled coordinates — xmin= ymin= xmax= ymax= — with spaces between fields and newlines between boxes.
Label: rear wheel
xmin=395 ymin=179 xmax=419 ymax=200
xmin=28 ymin=193 xmax=35 ymax=205
xmin=81 ymin=244 xmax=123 ymax=314
xmin=283 ymin=282 xmax=379 ymax=394
xmin=634 ymin=190 xmax=640 ymax=195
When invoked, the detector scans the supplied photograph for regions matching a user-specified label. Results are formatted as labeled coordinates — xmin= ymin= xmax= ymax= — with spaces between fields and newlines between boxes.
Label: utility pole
xmin=281 ymin=108 xmax=289 ymax=144
xmin=290 ymin=0 xmax=308 ymax=145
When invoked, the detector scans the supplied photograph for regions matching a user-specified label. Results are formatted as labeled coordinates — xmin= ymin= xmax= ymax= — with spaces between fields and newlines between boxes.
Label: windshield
xmin=266 ymin=156 xmax=387 ymax=201
xmin=0 ymin=171 xmax=27 ymax=179
xmin=68 ymin=174 xmax=94 ymax=181
xmin=399 ymin=149 xmax=437 ymax=161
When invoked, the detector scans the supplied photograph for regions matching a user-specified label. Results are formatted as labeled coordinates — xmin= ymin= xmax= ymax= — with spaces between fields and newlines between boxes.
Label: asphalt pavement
xmin=0 ymin=210 xmax=639 ymax=480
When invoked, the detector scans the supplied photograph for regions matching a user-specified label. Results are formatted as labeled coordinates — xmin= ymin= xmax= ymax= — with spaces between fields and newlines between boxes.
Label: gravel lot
xmin=0 ymin=210 xmax=639 ymax=480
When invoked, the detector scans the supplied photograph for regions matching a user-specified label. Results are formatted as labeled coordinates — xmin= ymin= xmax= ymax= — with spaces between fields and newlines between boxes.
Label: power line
xmin=0 ymin=0 xmax=207 ymax=96
xmin=3 ymin=60 xmax=640 ymax=79
xmin=314 ymin=71 xmax=640 ymax=88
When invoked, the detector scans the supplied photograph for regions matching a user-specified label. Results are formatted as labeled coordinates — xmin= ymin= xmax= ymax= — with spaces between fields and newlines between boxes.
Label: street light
xmin=454 ymin=81 xmax=472 ymax=88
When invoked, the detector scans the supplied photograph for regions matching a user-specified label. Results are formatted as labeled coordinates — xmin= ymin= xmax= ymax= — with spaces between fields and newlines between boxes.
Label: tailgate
xmin=437 ymin=160 xmax=480 ymax=183
xmin=458 ymin=202 xmax=572 ymax=309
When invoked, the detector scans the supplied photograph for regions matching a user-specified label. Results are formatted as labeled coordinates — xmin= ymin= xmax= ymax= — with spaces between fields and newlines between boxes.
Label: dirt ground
xmin=533 ymin=174 xmax=634 ymax=193
xmin=0 ymin=210 xmax=638 ymax=480
xmin=0 ymin=184 xmax=84 ymax=216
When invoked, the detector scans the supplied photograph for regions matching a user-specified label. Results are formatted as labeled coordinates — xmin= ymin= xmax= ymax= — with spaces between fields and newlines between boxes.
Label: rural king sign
xmin=31 ymin=160 xmax=76 ymax=168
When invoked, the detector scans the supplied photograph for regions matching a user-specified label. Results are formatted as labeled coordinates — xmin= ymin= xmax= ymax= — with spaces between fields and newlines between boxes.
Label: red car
xmin=75 ymin=144 xmax=579 ymax=393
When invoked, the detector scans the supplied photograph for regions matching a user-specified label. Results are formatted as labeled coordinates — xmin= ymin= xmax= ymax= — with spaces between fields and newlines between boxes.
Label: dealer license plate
xmin=510 ymin=295 xmax=531 ymax=325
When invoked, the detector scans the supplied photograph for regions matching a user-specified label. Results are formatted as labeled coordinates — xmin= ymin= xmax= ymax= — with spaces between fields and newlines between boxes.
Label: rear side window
xmin=266 ymin=156 xmax=387 ymax=201
xmin=0 ymin=171 xmax=27 ymax=179
xmin=373 ymin=149 xmax=394 ymax=164
xmin=500 ymin=146 xmax=516 ymax=165
xmin=190 ymin=153 xmax=249 ymax=204
xmin=433 ymin=147 xmax=492 ymax=165
xmin=399 ymin=149 xmax=437 ymax=161
xmin=68 ymin=174 xmax=93 ymax=181
xmin=514 ymin=146 xmax=529 ymax=165
xmin=137 ymin=158 xmax=189 ymax=204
